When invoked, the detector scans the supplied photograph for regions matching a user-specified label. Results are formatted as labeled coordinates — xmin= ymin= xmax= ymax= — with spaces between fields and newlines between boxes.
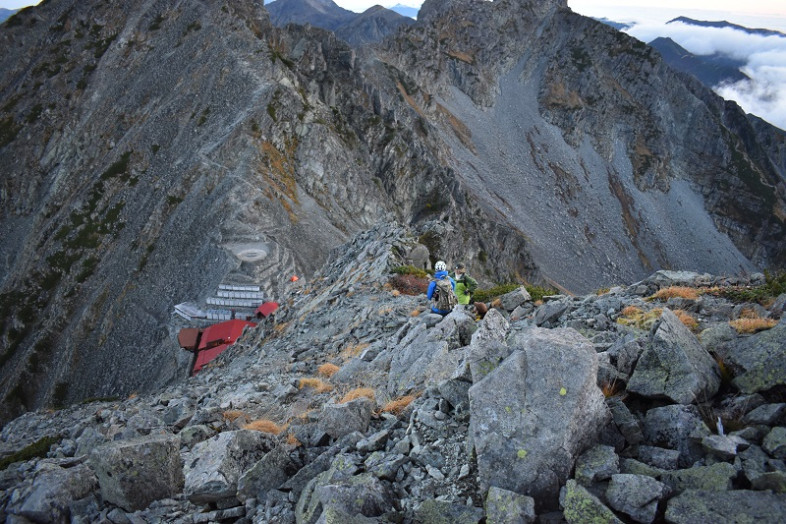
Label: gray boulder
xmin=562 ymin=479 xmax=623 ymax=524
xmin=89 ymin=434 xmax=183 ymax=512
xmin=720 ymin=321 xmax=786 ymax=394
xmin=468 ymin=339 xmax=513 ymax=384
xmin=627 ymin=309 xmax=720 ymax=404
xmin=184 ymin=430 xmax=275 ymax=504
xmin=574 ymin=444 xmax=619 ymax=485
xmin=413 ymin=499 xmax=484 ymax=523
xmin=499 ymin=286 xmax=532 ymax=312
xmin=700 ymin=434 xmax=742 ymax=461
xmin=312 ymin=475 xmax=395 ymax=520
xmin=770 ymin=293 xmax=786 ymax=318
xmin=533 ymin=299 xmax=570 ymax=327
xmin=606 ymin=474 xmax=669 ymax=524
xmin=665 ymin=489 xmax=786 ymax=523
xmin=317 ymin=398 xmax=374 ymax=441
xmin=469 ymin=328 xmax=608 ymax=509
xmin=5 ymin=461 xmax=97 ymax=523
xmin=620 ymin=458 xmax=667 ymax=478
xmin=637 ymin=446 xmax=680 ymax=470
xmin=387 ymin=309 xmax=475 ymax=394
xmin=237 ymin=446 xmax=299 ymax=503
xmin=485 ymin=486 xmax=536 ymax=524
xmin=607 ymin=396 xmax=644 ymax=446
xmin=643 ymin=405 xmax=711 ymax=467
xmin=739 ymin=445 xmax=786 ymax=492
xmin=297 ymin=454 xmax=395 ymax=524
xmin=660 ymin=462 xmax=737 ymax=492
xmin=607 ymin=337 xmax=644 ymax=376
xmin=467 ymin=309 xmax=513 ymax=383
xmin=743 ymin=403 xmax=786 ymax=426
xmin=763 ymin=427 xmax=786 ymax=459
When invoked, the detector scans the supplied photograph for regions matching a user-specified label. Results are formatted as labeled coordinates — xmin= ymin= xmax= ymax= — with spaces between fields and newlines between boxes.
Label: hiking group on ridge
xmin=427 ymin=261 xmax=478 ymax=316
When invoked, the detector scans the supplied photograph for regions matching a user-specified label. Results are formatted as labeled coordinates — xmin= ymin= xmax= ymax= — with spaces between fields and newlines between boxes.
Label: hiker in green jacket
xmin=452 ymin=262 xmax=478 ymax=306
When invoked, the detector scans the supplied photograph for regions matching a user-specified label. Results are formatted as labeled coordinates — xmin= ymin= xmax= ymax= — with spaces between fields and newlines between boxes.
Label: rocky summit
xmin=0 ymin=223 xmax=785 ymax=522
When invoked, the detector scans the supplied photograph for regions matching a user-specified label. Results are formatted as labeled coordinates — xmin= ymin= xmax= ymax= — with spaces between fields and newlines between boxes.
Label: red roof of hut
xmin=197 ymin=319 xmax=256 ymax=351
xmin=255 ymin=301 xmax=279 ymax=318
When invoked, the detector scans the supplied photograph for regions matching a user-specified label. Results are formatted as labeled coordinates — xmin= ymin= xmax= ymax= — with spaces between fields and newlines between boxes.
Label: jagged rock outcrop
xmin=0 ymin=224 xmax=783 ymax=522
xmin=1 ymin=0 xmax=785 ymax=429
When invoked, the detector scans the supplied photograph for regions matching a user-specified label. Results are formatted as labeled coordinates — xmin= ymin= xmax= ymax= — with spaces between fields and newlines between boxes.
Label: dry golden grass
xmin=273 ymin=321 xmax=290 ymax=334
xmin=650 ymin=286 xmax=699 ymax=300
xmin=222 ymin=410 xmax=245 ymax=422
xmin=674 ymin=309 xmax=699 ymax=331
xmin=340 ymin=343 xmax=369 ymax=360
xmin=617 ymin=307 xmax=663 ymax=331
xmin=729 ymin=317 xmax=777 ymax=334
xmin=286 ymin=432 xmax=302 ymax=447
xmin=317 ymin=363 xmax=340 ymax=378
xmin=381 ymin=395 xmax=417 ymax=416
xmin=244 ymin=419 xmax=286 ymax=435
xmin=600 ymin=379 xmax=625 ymax=398
xmin=298 ymin=377 xmax=333 ymax=393
xmin=737 ymin=307 xmax=761 ymax=319
xmin=340 ymin=387 xmax=376 ymax=404
xmin=621 ymin=305 xmax=643 ymax=317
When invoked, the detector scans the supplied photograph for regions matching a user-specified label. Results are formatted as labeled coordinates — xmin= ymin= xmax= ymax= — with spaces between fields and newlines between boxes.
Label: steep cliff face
xmin=382 ymin=0 xmax=786 ymax=286
xmin=0 ymin=0 xmax=784 ymax=420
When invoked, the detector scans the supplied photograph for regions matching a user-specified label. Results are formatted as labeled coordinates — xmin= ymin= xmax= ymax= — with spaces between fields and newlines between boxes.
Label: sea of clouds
xmin=627 ymin=20 xmax=786 ymax=131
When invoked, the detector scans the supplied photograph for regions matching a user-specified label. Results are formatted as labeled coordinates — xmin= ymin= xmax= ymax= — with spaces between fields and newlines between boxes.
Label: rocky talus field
xmin=0 ymin=224 xmax=785 ymax=523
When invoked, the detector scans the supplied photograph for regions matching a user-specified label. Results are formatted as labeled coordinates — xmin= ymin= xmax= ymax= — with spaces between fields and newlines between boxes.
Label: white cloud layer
xmin=626 ymin=21 xmax=786 ymax=131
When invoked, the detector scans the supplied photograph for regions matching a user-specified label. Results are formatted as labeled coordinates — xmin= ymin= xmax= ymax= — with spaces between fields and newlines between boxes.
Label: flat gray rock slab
xmin=89 ymin=434 xmax=183 ymax=512
xmin=469 ymin=328 xmax=608 ymax=509
xmin=665 ymin=489 xmax=786 ymax=524
xmin=628 ymin=309 xmax=720 ymax=404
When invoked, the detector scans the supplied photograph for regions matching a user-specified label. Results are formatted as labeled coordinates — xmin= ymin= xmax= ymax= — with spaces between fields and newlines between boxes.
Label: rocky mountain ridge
xmin=1 ymin=0 xmax=785 ymax=423
xmin=667 ymin=17 xmax=786 ymax=38
xmin=647 ymin=36 xmax=749 ymax=88
xmin=0 ymin=223 xmax=785 ymax=522
xmin=265 ymin=0 xmax=414 ymax=46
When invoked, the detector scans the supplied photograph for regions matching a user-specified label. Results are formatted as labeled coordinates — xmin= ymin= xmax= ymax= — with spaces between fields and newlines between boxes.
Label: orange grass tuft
xmin=222 ymin=410 xmax=245 ymax=422
xmin=601 ymin=380 xmax=625 ymax=398
xmin=286 ymin=432 xmax=302 ymax=447
xmin=737 ymin=307 xmax=761 ymax=319
xmin=650 ymin=286 xmax=699 ymax=300
xmin=340 ymin=387 xmax=376 ymax=404
xmin=244 ymin=419 xmax=286 ymax=435
xmin=298 ymin=377 xmax=333 ymax=393
xmin=620 ymin=305 xmax=643 ymax=317
xmin=729 ymin=317 xmax=777 ymax=334
xmin=340 ymin=343 xmax=369 ymax=360
xmin=674 ymin=309 xmax=699 ymax=331
xmin=381 ymin=395 xmax=416 ymax=416
xmin=317 ymin=363 xmax=340 ymax=378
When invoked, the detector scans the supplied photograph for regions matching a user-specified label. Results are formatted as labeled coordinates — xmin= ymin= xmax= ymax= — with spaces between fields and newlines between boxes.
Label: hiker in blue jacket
xmin=427 ymin=260 xmax=457 ymax=315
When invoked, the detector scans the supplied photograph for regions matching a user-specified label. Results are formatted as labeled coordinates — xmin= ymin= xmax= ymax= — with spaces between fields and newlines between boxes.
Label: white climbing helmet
xmin=435 ymin=260 xmax=447 ymax=271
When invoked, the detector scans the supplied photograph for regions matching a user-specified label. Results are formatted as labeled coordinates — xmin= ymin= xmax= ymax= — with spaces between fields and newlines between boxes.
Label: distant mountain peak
xmin=667 ymin=16 xmax=786 ymax=38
